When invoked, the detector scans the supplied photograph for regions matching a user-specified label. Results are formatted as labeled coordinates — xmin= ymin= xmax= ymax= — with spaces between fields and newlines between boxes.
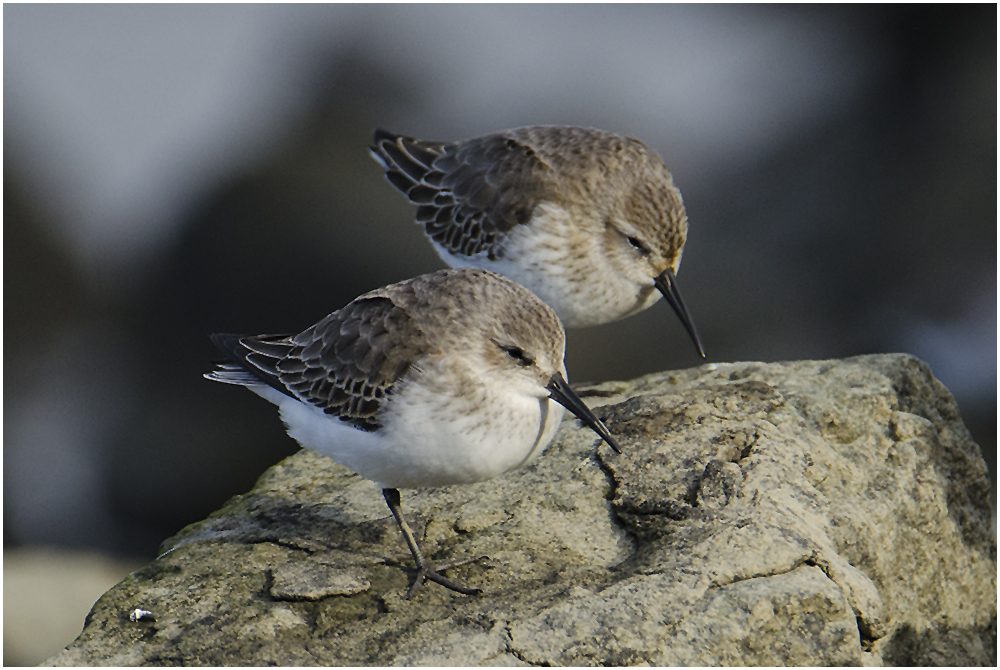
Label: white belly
xmin=253 ymin=375 xmax=565 ymax=490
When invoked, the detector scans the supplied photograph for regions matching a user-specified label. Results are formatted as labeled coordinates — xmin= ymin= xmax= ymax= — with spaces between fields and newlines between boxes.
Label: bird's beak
xmin=546 ymin=373 xmax=622 ymax=454
xmin=653 ymin=268 xmax=706 ymax=359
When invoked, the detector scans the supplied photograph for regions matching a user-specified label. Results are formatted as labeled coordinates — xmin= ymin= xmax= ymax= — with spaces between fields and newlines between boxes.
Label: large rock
xmin=46 ymin=354 xmax=995 ymax=666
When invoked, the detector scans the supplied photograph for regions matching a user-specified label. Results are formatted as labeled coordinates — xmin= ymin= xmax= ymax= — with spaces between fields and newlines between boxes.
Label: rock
xmin=44 ymin=354 xmax=996 ymax=666
xmin=3 ymin=549 xmax=143 ymax=666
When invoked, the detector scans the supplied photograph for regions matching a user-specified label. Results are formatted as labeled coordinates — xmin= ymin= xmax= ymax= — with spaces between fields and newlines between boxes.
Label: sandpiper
xmin=370 ymin=125 xmax=705 ymax=357
xmin=205 ymin=268 xmax=620 ymax=598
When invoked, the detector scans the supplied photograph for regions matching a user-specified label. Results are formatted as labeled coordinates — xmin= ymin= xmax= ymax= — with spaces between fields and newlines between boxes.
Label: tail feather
xmin=205 ymin=332 xmax=297 ymax=400
xmin=203 ymin=363 xmax=262 ymax=386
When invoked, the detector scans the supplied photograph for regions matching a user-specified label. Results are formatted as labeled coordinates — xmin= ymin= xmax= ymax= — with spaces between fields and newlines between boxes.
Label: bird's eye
xmin=627 ymin=236 xmax=650 ymax=255
xmin=499 ymin=344 xmax=533 ymax=367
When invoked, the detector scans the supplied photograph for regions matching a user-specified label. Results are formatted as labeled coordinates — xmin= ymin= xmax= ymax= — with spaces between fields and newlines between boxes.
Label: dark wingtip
xmin=209 ymin=332 xmax=245 ymax=358
xmin=370 ymin=128 xmax=396 ymax=163
xmin=372 ymin=127 xmax=397 ymax=143
xmin=205 ymin=332 xmax=300 ymax=400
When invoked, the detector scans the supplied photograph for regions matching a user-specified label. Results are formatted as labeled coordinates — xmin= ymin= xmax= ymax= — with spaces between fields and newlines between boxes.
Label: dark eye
xmin=627 ymin=236 xmax=650 ymax=255
xmin=500 ymin=344 xmax=533 ymax=367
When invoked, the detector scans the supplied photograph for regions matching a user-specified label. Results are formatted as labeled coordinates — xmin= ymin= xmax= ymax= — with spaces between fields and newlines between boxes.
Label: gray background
xmin=4 ymin=6 xmax=995 ymax=660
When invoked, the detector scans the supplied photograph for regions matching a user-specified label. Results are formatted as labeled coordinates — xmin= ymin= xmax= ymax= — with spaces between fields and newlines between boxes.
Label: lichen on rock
xmin=45 ymin=354 xmax=996 ymax=666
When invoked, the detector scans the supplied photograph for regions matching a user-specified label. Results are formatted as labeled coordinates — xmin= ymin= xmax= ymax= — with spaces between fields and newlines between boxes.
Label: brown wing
xmin=370 ymin=128 xmax=551 ymax=260
xmin=208 ymin=296 xmax=425 ymax=431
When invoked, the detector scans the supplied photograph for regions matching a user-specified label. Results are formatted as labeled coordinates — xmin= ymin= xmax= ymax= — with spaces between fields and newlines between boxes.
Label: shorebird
xmin=206 ymin=268 xmax=621 ymax=597
xmin=371 ymin=125 xmax=705 ymax=357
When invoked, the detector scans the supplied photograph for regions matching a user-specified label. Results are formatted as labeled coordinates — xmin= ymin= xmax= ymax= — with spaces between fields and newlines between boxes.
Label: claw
xmin=383 ymin=487 xmax=484 ymax=598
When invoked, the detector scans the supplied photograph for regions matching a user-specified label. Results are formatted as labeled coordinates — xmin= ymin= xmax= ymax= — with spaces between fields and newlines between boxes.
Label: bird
xmin=205 ymin=268 xmax=621 ymax=598
xmin=370 ymin=125 xmax=706 ymax=358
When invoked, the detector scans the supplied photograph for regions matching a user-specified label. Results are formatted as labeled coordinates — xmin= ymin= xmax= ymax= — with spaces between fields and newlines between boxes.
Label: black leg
xmin=382 ymin=488 xmax=482 ymax=599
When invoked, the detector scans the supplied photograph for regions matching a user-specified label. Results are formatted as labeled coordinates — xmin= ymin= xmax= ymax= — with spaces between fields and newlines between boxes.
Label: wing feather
xmin=206 ymin=296 xmax=425 ymax=431
xmin=370 ymin=129 xmax=552 ymax=260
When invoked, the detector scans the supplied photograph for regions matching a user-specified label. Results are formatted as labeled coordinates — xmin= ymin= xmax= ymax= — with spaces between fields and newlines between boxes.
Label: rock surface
xmin=45 ymin=354 xmax=996 ymax=666
xmin=4 ymin=549 xmax=143 ymax=666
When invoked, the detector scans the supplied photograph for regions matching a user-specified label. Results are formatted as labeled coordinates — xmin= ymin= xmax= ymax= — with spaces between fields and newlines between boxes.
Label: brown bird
xmin=206 ymin=268 xmax=621 ymax=598
xmin=371 ymin=125 xmax=705 ymax=357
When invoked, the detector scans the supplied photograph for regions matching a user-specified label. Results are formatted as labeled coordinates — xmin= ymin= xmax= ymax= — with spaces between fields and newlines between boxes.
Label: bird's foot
xmin=406 ymin=556 xmax=486 ymax=599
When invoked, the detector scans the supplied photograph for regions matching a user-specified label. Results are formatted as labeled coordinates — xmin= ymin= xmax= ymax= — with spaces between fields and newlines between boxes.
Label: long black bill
xmin=653 ymin=268 xmax=706 ymax=359
xmin=546 ymin=373 xmax=622 ymax=454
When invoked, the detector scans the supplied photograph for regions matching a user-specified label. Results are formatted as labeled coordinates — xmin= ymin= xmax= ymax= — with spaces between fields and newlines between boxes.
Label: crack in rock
xmin=46 ymin=356 xmax=995 ymax=667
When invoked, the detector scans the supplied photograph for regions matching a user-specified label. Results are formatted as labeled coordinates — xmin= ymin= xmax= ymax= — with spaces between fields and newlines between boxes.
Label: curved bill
xmin=653 ymin=268 xmax=706 ymax=359
xmin=546 ymin=373 xmax=622 ymax=454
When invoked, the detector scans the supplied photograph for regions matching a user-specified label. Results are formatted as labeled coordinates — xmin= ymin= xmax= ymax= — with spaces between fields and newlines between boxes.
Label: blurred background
xmin=4 ymin=5 xmax=995 ymax=664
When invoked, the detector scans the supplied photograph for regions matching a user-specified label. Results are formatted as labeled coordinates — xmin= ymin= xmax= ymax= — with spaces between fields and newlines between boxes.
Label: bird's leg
xmin=382 ymin=488 xmax=483 ymax=599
